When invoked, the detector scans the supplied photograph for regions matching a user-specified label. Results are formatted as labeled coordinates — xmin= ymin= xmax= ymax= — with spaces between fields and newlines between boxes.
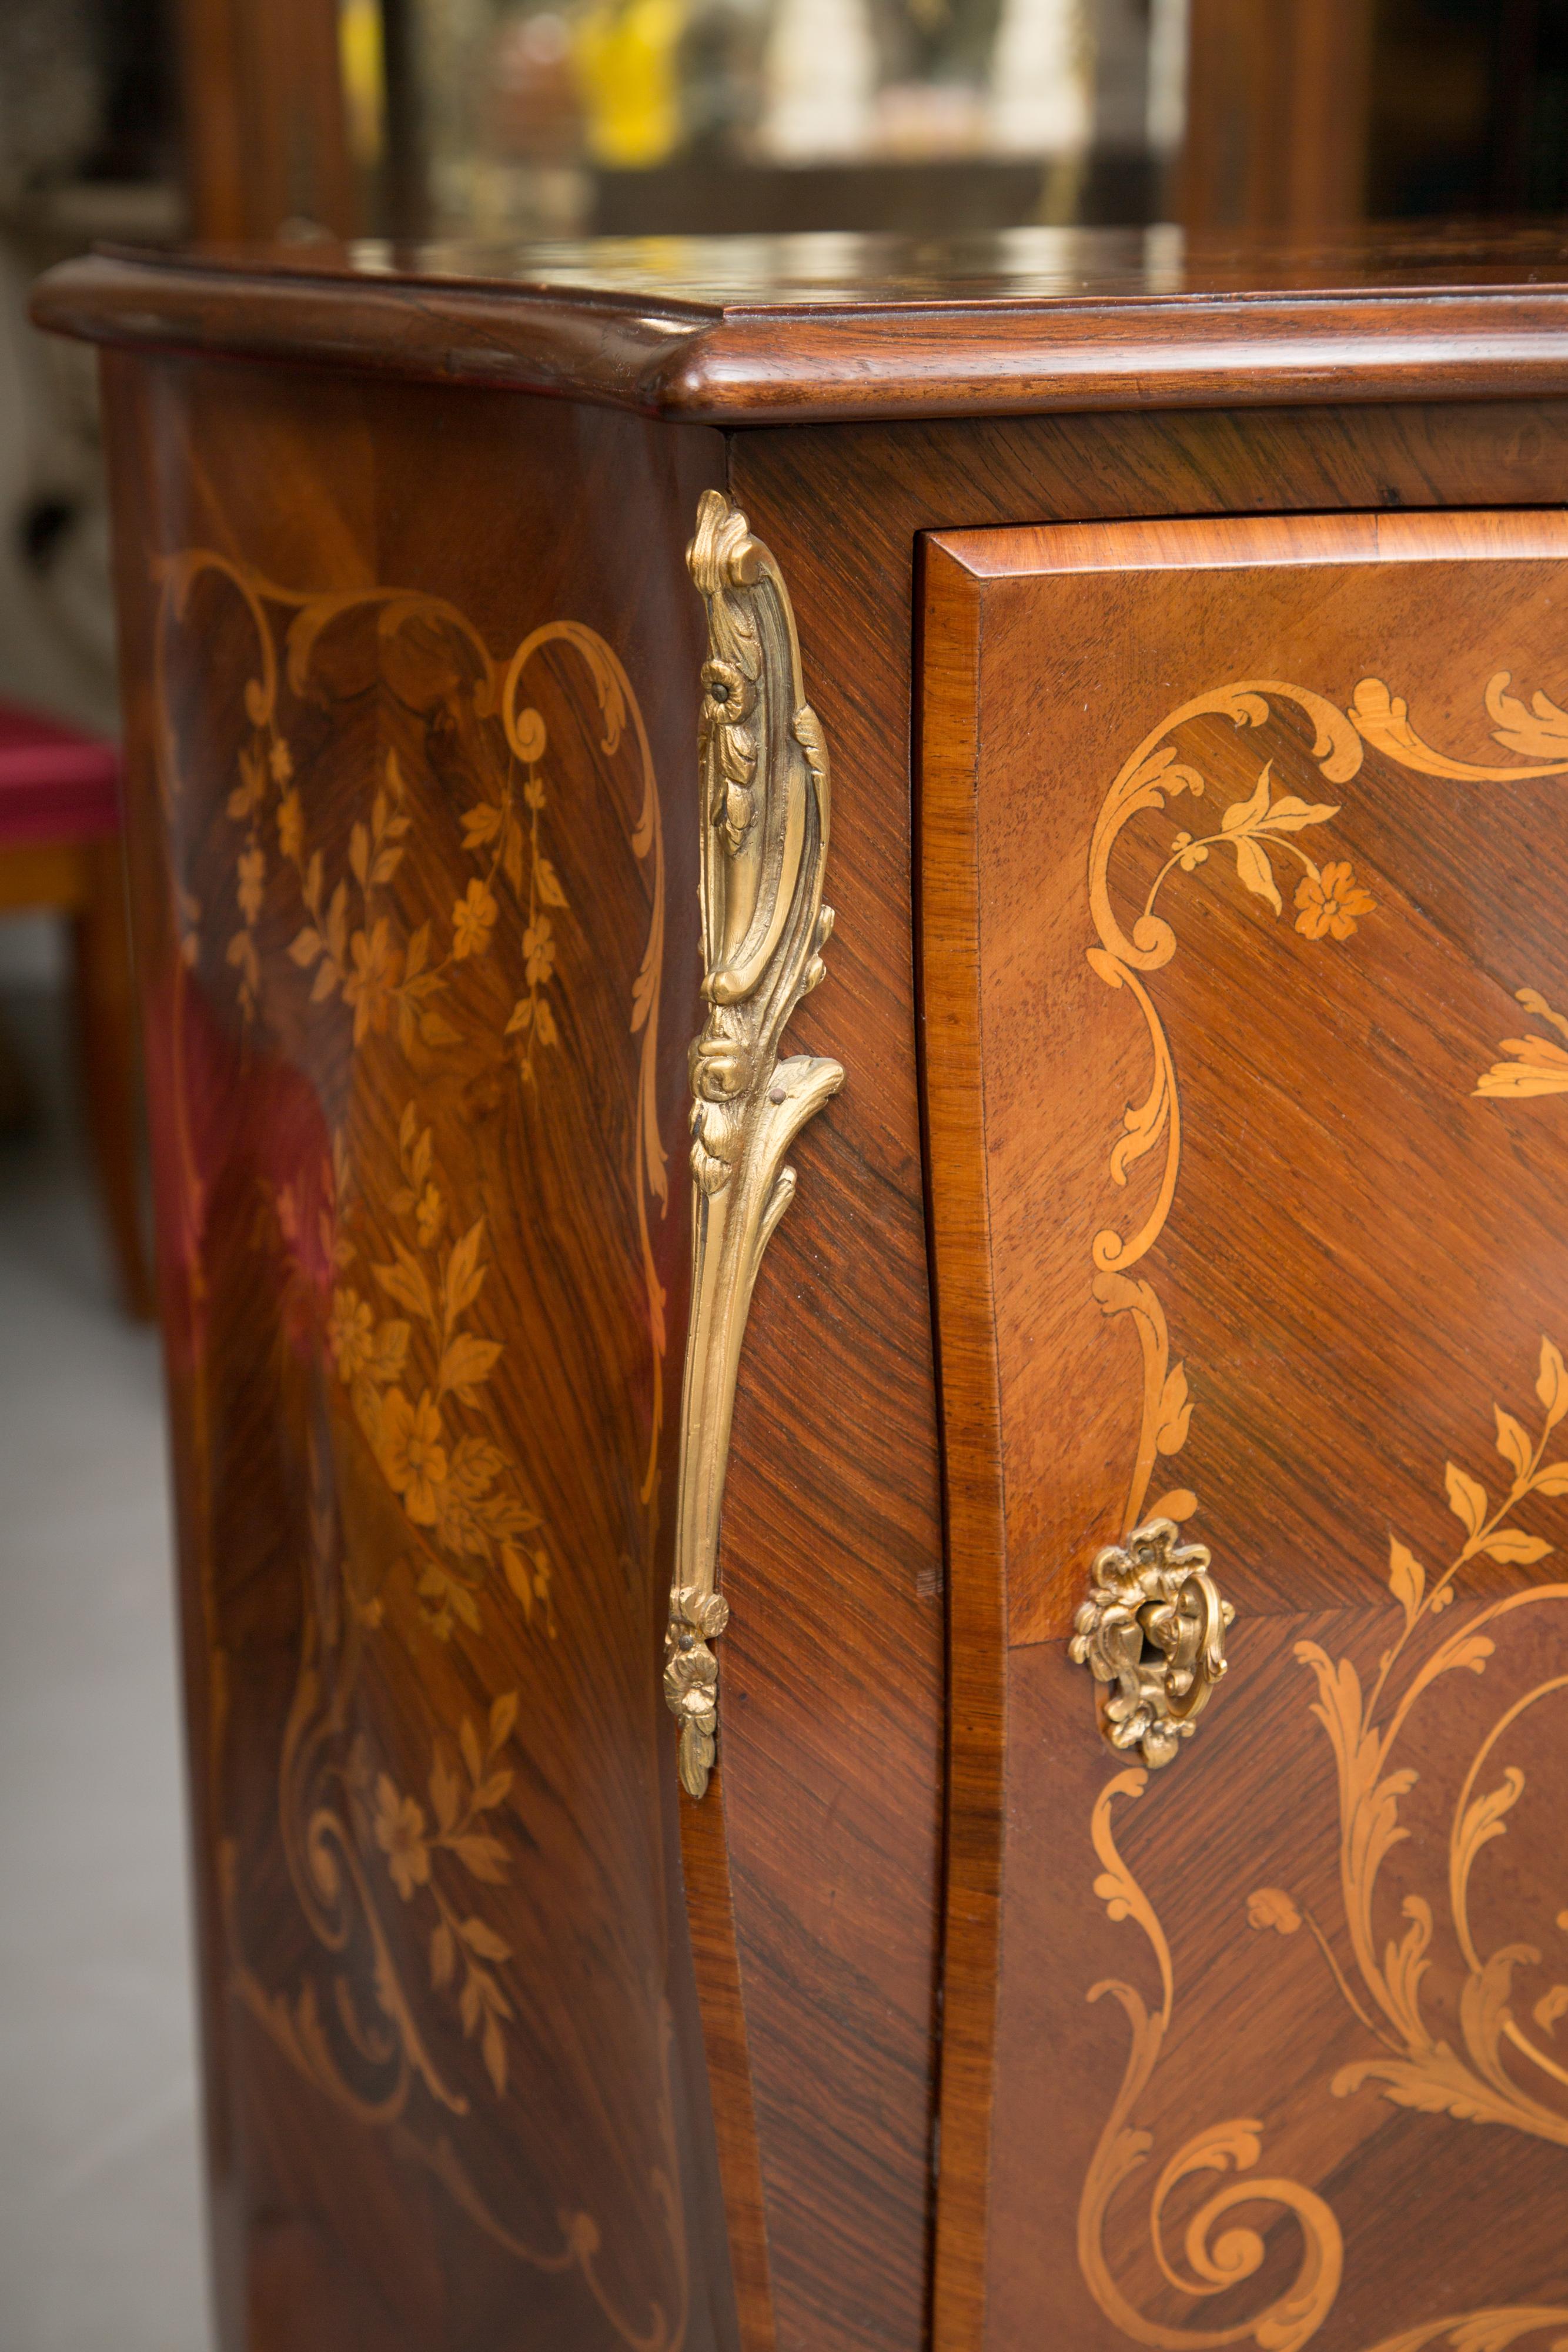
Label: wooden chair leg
xmin=72 ymin=836 xmax=155 ymax=1320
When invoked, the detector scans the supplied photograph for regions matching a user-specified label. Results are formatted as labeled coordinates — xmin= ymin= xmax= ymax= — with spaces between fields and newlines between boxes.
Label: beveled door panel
xmin=922 ymin=511 xmax=1568 ymax=2351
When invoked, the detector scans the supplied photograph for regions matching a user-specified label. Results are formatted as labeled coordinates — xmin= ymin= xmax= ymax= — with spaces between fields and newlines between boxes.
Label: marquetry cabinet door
xmin=921 ymin=510 xmax=1568 ymax=2352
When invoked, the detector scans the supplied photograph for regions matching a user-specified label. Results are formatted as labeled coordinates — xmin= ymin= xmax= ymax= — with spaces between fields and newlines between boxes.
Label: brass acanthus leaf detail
xmin=666 ymin=489 xmax=842 ymax=1799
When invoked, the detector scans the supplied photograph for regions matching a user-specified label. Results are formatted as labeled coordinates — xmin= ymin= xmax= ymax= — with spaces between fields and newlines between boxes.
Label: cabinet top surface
xmin=35 ymin=220 xmax=1568 ymax=426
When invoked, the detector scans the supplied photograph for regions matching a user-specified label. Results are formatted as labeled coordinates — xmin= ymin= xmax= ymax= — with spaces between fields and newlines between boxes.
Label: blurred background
xmin=4 ymin=3 xmax=1568 ymax=2348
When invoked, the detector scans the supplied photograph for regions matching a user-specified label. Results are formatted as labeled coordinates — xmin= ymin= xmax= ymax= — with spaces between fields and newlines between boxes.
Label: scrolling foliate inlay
xmin=665 ymin=489 xmax=842 ymax=1800
xmin=1249 ymin=1339 xmax=1568 ymax=2150
xmin=153 ymin=559 xmax=687 ymax=2350
xmin=1078 ymin=666 xmax=1568 ymax=2350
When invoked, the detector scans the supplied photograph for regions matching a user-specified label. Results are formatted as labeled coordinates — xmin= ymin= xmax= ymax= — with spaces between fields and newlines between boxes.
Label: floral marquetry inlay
xmin=153 ymin=553 xmax=688 ymax=2350
xmin=1248 ymin=1337 xmax=1568 ymax=2153
xmin=1076 ymin=661 xmax=1568 ymax=2352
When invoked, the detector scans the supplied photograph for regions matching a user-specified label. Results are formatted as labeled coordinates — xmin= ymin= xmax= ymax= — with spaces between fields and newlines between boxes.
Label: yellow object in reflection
xmin=339 ymin=0 xmax=386 ymax=169
xmin=576 ymin=0 xmax=689 ymax=167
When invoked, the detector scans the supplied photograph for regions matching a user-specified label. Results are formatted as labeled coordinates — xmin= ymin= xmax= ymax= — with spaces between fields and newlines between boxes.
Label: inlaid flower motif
xmin=343 ymin=918 xmax=399 ymax=1041
xmin=452 ymin=879 xmax=497 ymax=960
xmin=523 ymin=916 xmax=556 ymax=988
xmin=380 ymin=1387 xmax=448 ymax=1525
xmin=327 ymin=1285 xmax=375 ymax=1381
xmin=373 ymin=1773 xmax=429 ymax=1900
xmin=276 ymin=786 xmax=303 ymax=863
xmin=268 ymin=736 xmax=293 ymax=784
xmin=1293 ymin=860 xmax=1376 ymax=942
xmin=237 ymin=846 xmax=265 ymax=924
xmin=1246 ymin=1886 xmax=1302 ymax=1935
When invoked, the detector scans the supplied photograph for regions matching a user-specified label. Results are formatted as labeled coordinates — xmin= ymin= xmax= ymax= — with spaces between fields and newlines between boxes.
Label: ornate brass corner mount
xmin=664 ymin=489 xmax=844 ymax=1801
xmin=1069 ymin=1518 xmax=1233 ymax=1768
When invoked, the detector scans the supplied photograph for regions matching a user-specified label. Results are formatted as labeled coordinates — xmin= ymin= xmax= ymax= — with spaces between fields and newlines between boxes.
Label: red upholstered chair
xmin=0 ymin=699 xmax=152 ymax=1318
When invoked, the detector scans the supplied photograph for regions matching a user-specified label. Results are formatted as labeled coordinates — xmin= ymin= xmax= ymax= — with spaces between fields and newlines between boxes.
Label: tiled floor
xmin=0 ymin=971 xmax=212 ymax=2351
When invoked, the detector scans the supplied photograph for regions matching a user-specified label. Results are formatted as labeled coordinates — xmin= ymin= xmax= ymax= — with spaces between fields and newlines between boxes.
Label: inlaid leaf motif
xmin=1445 ymin=1462 xmax=1488 ymax=1537
xmin=1250 ymin=794 xmax=1338 ymax=831
xmin=1475 ymin=1033 xmax=1568 ymax=1098
xmin=1517 ymin=984 xmax=1568 ymax=1041
xmin=443 ymin=1221 xmax=487 ymax=1330
xmin=1495 ymin=1406 xmax=1532 ymax=1478
xmin=1539 ymin=1336 xmax=1568 ymax=1426
xmin=461 ymin=801 xmax=502 ymax=848
xmin=373 ymin=1242 xmax=434 ymax=1325
xmin=1382 ymin=1896 xmax=1433 ymax=2045
xmin=1474 ymin=1529 xmax=1553 ymax=1565
xmin=1486 ymin=668 xmax=1568 ymax=757
xmin=1214 ymin=761 xmax=1343 ymax=920
xmin=1455 ymin=1769 xmax=1525 ymax=1887
xmin=1153 ymin=1362 xmax=1192 ymax=1455
xmin=1534 ymin=1984 xmax=1568 ymax=2036
xmin=1443 ymin=1631 xmax=1496 ymax=1679
xmin=482 ymin=2012 xmax=507 ymax=2096
xmin=1231 ymin=834 xmax=1282 ymax=913
xmin=439 ymin=1334 xmax=503 ymax=1404
xmin=458 ymin=1916 xmax=510 ymax=1963
xmin=1218 ymin=764 xmax=1274 ymax=835
xmin=429 ymin=1753 xmax=461 ymax=1835
xmin=1388 ymin=1538 xmax=1425 ymax=1628
xmin=454 ymin=1835 xmax=509 ymax=1883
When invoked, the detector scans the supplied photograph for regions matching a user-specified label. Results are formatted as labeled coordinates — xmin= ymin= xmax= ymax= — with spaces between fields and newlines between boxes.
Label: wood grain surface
xmin=36 ymin=228 xmax=1568 ymax=423
xmin=683 ymin=399 xmax=1568 ymax=2352
xmin=101 ymin=350 xmax=741 ymax=2352
xmin=922 ymin=505 xmax=1568 ymax=2350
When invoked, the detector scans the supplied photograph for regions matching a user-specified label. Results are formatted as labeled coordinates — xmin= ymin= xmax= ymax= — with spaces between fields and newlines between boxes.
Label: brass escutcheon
xmin=1069 ymin=1518 xmax=1234 ymax=1768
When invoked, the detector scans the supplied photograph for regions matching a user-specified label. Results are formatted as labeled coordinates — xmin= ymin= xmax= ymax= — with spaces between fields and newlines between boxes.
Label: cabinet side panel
xmin=101 ymin=350 xmax=740 ymax=2352
xmin=716 ymin=448 xmax=950 ymax=2352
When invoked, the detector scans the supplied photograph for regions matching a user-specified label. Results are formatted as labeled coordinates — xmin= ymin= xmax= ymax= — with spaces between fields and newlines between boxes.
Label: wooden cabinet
xmin=32 ymin=228 xmax=1568 ymax=2352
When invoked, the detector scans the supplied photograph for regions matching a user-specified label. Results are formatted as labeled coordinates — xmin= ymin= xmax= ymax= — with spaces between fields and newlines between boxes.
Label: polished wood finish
xmin=923 ymin=505 xmax=1568 ymax=2348
xmin=101 ymin=352 xmax=738 ymax=2350
xmin=39 ymin=233 xmax=1568 ymax=2352
xmin=176 ymin=0 xmax=356 ymax=242
xmin=1182 ymin=0 xmax=1375 ymax=238
xmin=36 ymin=225 xmax=1568 ymax=424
